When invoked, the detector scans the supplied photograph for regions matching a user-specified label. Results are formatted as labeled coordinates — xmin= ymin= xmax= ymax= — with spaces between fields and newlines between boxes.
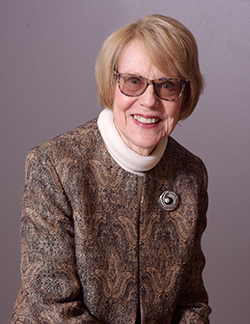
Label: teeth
xmin=134 ymin=115 xmax=160 ymax=124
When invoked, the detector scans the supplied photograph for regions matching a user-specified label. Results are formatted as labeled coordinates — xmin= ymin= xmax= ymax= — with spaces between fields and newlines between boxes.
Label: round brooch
xmin=159 ymin=191 xmax=179 ymax=211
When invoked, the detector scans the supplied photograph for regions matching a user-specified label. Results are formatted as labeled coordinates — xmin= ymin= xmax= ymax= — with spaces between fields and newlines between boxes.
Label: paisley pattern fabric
xmin=11 ymin=118 xmax=211 ymax=323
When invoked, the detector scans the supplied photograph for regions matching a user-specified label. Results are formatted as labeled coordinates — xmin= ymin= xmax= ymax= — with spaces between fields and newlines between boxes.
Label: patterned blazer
xmin=11 ymin=118 xmax=211 ymax=324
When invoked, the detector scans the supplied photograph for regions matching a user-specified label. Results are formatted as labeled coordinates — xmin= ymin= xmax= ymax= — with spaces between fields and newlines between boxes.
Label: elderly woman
xmin=12 ymin=14 xmax=211 ymax=324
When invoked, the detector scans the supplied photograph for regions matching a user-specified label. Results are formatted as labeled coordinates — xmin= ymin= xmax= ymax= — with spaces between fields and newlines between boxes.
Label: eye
xmin=158 ymin=80 xmax=175 ymax=89
xmin=126 ymin=76 xmax=142 ymax=85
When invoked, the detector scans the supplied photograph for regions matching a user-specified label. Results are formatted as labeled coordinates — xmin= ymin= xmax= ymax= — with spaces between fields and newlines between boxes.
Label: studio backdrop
xmin=1 ymin=0 xmax=250 ymax=323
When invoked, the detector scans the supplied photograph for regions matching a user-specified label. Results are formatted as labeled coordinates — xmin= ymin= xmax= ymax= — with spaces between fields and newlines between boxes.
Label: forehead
xmin=118 ymin=40 xmax=153 ymax=73
xmin=117 ymin=40 xmax=180 ymax=78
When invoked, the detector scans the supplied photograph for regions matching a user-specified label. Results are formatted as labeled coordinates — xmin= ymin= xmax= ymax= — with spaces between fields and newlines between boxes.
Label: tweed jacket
xmin=11 ymin=118 xmax=211 ymax=324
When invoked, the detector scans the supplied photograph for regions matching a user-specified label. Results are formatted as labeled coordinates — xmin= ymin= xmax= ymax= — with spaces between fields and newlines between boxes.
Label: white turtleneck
xmin=97 ymin=108 xmax=168 ymax=176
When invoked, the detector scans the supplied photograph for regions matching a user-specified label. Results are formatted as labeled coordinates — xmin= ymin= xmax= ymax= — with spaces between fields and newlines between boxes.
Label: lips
xmin=133 ymin=114 xmax=160 ymax=124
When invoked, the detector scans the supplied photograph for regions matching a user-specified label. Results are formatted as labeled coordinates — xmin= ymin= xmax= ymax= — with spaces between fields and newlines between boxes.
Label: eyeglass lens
xmin=118 ymin=74 xmax=184 ymax=100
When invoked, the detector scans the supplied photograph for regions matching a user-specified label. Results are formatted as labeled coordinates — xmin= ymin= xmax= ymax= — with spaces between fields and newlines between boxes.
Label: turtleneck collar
xmin=97 ymin=108 xmax=168 ymax=176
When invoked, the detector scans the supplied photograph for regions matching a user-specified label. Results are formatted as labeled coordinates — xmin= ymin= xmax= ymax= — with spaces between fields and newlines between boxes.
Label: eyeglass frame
xmin=113 ymin=70 xmax=189 ymax=102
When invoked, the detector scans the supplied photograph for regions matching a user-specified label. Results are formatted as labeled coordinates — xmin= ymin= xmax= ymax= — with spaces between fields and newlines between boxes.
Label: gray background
xmin=1 ymin=0 xmax=250 ymax=323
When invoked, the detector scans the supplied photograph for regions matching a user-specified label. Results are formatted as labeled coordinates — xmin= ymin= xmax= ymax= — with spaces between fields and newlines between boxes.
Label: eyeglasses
xmin=114 ymin=71 xmax=188 ymax=101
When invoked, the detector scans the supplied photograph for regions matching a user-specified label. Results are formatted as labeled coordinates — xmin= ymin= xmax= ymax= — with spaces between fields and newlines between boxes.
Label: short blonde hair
xmin=95 ymin=14 xmax=204 ymax=120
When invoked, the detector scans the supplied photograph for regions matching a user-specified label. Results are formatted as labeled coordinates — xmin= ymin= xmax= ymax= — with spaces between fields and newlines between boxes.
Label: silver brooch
xmin=159 ymin=191 xmax=179 ymax=211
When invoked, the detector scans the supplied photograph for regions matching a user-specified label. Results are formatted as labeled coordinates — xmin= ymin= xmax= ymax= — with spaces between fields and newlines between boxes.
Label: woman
xmin=12 ymin=14 xmax=211 ymax=324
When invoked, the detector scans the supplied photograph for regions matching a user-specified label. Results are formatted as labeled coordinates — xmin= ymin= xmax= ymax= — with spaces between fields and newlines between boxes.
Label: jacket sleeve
xmin=172 ymin=163 xmax=211 ymax=324
xmin=11 ymin=148 xmax=100 ymax=324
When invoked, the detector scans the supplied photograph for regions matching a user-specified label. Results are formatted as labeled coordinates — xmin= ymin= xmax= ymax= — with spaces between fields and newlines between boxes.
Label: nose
xmin=139 ymin=84 xmax=159 ymax=108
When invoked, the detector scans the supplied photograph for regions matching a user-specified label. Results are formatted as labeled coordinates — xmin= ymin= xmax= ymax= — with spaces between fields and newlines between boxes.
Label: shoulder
xmin=25 ymin=118 xmax=103 ymax=167
xmin=37 ymin=117 xmax=99 ymax=151
xmin=167 ymin=137 xmax=206 ymax=165
xmin=158 ymin=136 xmax=208 ymax=188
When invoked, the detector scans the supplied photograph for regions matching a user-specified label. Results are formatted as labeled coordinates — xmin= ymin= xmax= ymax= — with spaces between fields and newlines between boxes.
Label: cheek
xmin=113 ymin=87 xmax=138 ymax=113
xmin=113 ymin=87 xmax=126 ymax=111
xmin=164 ymin=101 xmax=182 ymax=120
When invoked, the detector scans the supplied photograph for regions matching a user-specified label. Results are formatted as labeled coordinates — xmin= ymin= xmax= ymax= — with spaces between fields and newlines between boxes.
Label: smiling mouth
xmin=133 ymin=115 xmax=160 ymax=124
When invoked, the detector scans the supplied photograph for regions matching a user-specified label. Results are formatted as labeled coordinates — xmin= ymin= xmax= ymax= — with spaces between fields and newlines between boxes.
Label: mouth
xmin=133 ymin=115 xmax=160 ymax=124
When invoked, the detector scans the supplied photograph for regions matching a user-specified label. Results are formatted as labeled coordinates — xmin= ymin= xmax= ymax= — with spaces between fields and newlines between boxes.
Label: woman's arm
xmin=172 ymin=164 xmax=211 ymax=324
xmin=11 ymin=148 xmax=100 ymax=324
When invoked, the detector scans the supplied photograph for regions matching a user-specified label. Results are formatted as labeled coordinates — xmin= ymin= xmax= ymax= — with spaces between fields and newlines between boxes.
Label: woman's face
xmin=113 ymin=40 xmax=184 ymax=156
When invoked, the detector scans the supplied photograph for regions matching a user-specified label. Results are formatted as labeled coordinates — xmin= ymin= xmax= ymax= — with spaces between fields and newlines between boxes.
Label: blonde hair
xmin=95 ymin=14 xmax=204 ymax=120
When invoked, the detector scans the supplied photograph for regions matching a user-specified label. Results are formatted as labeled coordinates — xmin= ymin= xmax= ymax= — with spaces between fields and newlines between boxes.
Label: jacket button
xmin=159 ymin=190 xmax=179 ymax=211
